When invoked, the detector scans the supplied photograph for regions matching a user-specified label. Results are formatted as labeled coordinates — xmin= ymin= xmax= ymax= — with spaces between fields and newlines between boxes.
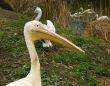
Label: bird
xmin=6 ymin=20 xmax=85 ymax=86
xmin=33 ymin=7 xmax=42 ymax=21
xmin=96 ymin=14 xmax=109 ymax=20
xmin=33 ymin=7 xmax=56 ymax=47
xmin=82 ymin=9 xmax=95 ymax=14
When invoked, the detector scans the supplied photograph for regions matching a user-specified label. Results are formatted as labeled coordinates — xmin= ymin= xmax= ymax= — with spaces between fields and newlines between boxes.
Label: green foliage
xmin=8 ymin=64 xmax=29 ymax=80
xmin=2 ymin=15 xmax=31 ymax=30
xmin=0 ymin=31 xmax=4 ymax=39
xmin=90 ymin=65 xmax=110 ymax=77
xmin=48 ymin=52 xmax=88 ymax=65
xmin=0 ymin=33 xmax=26 ymax=52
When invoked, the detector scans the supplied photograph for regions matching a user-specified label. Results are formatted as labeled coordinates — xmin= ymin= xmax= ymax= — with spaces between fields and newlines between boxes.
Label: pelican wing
xmin=47 ymin=20 xmax=56 ymax=32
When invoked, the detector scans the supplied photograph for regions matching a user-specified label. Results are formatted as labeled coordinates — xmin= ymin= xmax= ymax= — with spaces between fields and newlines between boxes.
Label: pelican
xmin=6 ymin=20 xmax=85 ymax=86
xmin=33 ymin=7 xmax=56 ymax=47
xmin=96 ymin=14 xmax=109 ymax=20
xmin=33 ymin=7 xmax=42 ymax=21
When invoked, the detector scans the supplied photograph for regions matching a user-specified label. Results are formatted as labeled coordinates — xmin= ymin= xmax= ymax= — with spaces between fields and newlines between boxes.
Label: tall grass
xmin=8 ymin=0 xmax=70 ymax=27
xmin=36 ymin=0 xmax=70 ymax=28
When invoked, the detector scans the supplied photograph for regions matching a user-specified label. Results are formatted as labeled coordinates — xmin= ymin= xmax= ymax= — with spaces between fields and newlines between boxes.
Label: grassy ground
xmin=0 ymin=12 xmax=110 ymax=86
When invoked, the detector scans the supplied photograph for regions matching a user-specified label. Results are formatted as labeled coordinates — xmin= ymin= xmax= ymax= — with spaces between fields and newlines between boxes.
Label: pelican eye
xmin=36 ymin=25 xmax=39 ymax=27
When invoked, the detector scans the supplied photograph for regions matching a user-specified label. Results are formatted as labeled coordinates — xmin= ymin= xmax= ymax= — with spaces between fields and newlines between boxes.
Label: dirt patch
xmin=97 ymin=76 xmax=110 ymax=86
xmin=0 ymin=8 xmax=21 ymax=24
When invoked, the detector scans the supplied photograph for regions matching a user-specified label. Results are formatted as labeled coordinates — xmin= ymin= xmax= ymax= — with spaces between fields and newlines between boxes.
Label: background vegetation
xmin=1 ymin=0 xmax=110 ymax=27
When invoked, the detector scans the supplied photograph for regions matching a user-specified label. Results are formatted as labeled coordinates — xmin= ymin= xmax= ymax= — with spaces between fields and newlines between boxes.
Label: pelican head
xmin=32 ymin=7 xmax=42 ymax=20
xmin=34 ymin=7 xmax=42 ymax=14
xmin=24 ymin=20 xmax=85 ymax=53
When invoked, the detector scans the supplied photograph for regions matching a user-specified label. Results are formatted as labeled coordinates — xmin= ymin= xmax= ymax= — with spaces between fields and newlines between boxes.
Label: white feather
xmin=47 ymin=20 xmax=56 ymax=32
xmin=96 ymin=14 xmax=109 ymax=20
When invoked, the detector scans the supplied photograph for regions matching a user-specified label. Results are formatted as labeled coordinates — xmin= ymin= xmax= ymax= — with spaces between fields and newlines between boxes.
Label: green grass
xmin=0 ymin=15 xmax=110 ymax=86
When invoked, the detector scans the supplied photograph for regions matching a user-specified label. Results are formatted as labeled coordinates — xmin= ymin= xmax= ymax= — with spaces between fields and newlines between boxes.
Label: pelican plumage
xmin=96 ymin=14 xmax=109 ymax=20
xmin=33 ymin=7 xmax=42 ymax=21
xmin=33 ymin=7 xmax=56 ymax=47
xmin=6 ymin=20 xmax=85 ymax=86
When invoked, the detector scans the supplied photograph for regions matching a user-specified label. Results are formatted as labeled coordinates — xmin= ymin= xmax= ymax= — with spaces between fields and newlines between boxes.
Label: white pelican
xmin=33 ymin=7 xmax=56 ymax=47
xmin=6 ymin=20 xmax=85 ymax=86
xmin=33 ymin=7 xmax=42 ymax=21
xmin=96 ymin=14 xmax=109 ymax=20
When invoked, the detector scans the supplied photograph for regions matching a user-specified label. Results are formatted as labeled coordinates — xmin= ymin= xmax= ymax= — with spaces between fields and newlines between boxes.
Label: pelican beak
xmin=31 ymin=27 xmax=85 ymax=54
xmin=32 ymin=14 xmax=36 ymax=20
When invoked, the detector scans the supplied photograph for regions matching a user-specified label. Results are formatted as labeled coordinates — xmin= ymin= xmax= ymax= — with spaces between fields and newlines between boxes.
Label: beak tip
xmin=80 ymin=49 xmax=85 ymax=54
xmin=81 ymin=49 xmax=86 ymax=54
xmin=82 ymin=51 xmax=85 ymax=54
